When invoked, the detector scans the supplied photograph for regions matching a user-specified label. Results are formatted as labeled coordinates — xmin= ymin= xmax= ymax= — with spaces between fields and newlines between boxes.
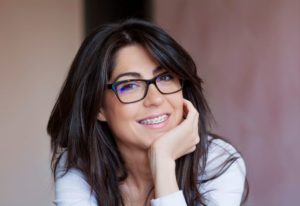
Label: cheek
xmin=105 ymin=103 xmax=138 ymax=132
xmin=168 ymin=92 xmax=184 ymax=122
xmin=105 ymin=104 xmax=141 ymax=145
xmin=105 ymin=92 xmax=137 ymax=119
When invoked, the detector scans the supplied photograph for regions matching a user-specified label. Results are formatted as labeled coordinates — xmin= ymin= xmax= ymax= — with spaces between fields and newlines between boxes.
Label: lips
xmin=138 ymin=113 xmax=170 ymax=125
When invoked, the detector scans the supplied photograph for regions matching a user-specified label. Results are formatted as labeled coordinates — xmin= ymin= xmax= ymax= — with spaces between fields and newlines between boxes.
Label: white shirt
xmin=54 ymin=138 xmax=246 ymax=206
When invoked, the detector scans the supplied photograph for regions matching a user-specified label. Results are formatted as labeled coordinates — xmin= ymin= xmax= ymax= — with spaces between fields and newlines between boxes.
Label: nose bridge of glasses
xmin=145 ymin=77 xmax=163 ymax=94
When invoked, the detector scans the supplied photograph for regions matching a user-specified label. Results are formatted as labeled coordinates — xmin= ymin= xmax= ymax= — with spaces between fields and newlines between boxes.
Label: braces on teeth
xmin=141 ymin=115 xmax=168 ymax=125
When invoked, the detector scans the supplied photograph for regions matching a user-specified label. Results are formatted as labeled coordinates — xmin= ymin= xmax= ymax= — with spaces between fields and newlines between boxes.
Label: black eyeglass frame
xmin=107 ymin=72 xmax=184 ymax=104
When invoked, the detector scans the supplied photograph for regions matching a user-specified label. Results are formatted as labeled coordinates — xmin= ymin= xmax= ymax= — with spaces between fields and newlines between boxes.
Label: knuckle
xmin=187 ymin=146 xmax=196 ymax=154
xmin=193 ymin=136 xmax=200 ymax=144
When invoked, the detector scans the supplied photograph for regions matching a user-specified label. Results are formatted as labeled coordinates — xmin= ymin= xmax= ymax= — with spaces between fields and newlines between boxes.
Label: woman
xmin=47 ymin=19 xmax=248 ymax=206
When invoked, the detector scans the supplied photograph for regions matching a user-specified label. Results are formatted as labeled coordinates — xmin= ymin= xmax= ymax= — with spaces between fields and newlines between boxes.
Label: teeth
xmin=140 ymin=114 xmax=168 ymax=125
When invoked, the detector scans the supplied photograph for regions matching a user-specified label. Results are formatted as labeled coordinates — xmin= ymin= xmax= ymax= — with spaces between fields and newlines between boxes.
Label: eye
xmin=157 ymin=73 xmax=174 ymax=82
xmin=117 ymin=81 xmax=140 ymax=93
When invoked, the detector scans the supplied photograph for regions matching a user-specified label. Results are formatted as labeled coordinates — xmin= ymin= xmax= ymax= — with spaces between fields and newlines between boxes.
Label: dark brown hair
xmin=47 ymin=19 xmax=248 ymax=206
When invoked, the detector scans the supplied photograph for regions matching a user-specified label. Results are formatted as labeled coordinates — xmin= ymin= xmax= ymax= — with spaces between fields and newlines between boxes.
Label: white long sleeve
xmin=54 ymin=154 xmax=97 ymax=206
xmin=53 ymin=138 xmax=246 ymax=206
xmin=150 ymin=190 xmax=187 ymax=206
xmin=199 ymin=138 xmax=246 ymax=206
xmin=150 ymin=138 xmax=246 ymax=206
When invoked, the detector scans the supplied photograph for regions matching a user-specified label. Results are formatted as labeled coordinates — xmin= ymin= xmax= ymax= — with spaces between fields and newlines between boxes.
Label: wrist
xmin=148 ymin=146 xmax=175 ymax=174
xmin=149 ymin=141 xmax=175 ymax=162
xmin=153 ymin=159 xmax=178 ymax=198
xmin=148 ymin=148 xmax=178 ymax=198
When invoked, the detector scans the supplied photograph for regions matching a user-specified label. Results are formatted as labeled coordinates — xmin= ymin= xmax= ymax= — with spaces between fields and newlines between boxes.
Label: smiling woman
xmin=98 ymin=45 xmax=184 ymax=150
xmin=47 ymin=19 xmax=248 ymax=206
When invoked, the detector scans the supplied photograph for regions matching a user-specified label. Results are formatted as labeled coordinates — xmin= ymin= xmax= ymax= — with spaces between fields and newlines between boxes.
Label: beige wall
xmin=1 ymin=1 xmax=299 ymax=205
xmin=154 ymin=0 xmax=300 ymax=205
xmin=0 ymin=0 xmax=83 ymax=205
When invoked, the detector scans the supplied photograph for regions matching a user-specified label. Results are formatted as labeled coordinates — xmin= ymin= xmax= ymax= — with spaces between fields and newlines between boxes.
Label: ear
xmin=97 ymin=108 xmax=107 ymax=122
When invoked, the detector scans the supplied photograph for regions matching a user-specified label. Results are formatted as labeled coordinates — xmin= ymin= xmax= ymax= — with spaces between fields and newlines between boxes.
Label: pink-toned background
xmin=154 ymin=0 xmax=300 ymax=205
xmin=0 ymin=1 xmax=299 ymax=205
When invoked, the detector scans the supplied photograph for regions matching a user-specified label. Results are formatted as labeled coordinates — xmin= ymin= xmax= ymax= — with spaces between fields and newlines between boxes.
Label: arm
xmin=200 ymin=139 xmax=247 ymax=206
xmin=148 ymin=100 xmax=199 ymax=206
xmin=148 ymin=153 xmax=187 ymax=206
xmin=54 ymin=154 xmax=97 ymax=206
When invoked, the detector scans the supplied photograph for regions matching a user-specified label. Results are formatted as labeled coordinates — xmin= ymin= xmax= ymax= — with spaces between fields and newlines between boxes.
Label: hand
xmin=149 ymin=99 xmax=200 ymax=161
xmin=148 ymin=99 xmax=200 ymax=197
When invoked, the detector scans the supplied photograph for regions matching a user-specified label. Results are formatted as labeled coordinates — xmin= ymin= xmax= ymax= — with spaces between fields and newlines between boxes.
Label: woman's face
xmin=98 ymin=44 xmax=184 ymax=151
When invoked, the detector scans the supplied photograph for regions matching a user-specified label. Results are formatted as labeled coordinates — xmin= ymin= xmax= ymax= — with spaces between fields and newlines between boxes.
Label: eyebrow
xmin=112 ymin=66 xmax=164 ymax=82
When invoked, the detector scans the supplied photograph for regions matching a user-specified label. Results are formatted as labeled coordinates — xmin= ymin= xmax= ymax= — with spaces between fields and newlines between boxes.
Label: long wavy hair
xmin=47 ymin=19 xmax=248 ymax=206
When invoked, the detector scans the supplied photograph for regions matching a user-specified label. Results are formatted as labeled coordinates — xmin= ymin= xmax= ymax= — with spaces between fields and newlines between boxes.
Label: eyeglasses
xmin=107 ymin=72 xmax=184 ymax=104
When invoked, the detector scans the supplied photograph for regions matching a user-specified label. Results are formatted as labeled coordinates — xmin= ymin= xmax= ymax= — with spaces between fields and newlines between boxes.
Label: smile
xmin=139 ymin=114 xmax=169 ymax=125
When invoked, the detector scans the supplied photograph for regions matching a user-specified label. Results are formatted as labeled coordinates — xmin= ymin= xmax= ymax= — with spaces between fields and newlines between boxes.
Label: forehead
xmin=111 ymin=44 xmax=161 ymax=79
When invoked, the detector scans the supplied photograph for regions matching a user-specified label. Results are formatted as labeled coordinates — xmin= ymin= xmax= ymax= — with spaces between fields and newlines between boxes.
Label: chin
xmin=140 ymin=134 xmax=160 ymax=149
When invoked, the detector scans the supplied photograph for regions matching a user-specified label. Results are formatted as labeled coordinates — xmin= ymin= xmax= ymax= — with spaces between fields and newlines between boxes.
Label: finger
xmin=182 ymin=100 xmax=188 ymax=119
xmin=193 ymin=136 xmax=200 ymax=145
xmin=182 ymin=100 xmax=190 ymax=120
xmin=183 ymin=99 xmax=199 ymax=130
xmin=185 ymin=146 xmax=197 ymax=155
xmin=183 ymin=99 xmax=197 ymax=121
xmin=181 ymin=100 xmax=199 ymax=137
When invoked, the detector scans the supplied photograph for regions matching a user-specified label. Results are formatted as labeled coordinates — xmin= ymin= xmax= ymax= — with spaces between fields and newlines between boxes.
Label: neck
xmin=117 ymin=143 xmax=154 ymax=191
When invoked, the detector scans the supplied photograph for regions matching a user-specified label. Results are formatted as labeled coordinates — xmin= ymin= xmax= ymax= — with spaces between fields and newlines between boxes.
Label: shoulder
xmin=199 ymin=136 xmax=246 ymax=205
xmin=54 ymin=152 xmax=97 ymax=206
xmin=205 ymin=136 xmax=246 ymax=173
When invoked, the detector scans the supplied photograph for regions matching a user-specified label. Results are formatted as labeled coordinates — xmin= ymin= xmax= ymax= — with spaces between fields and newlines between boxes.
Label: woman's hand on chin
xmin=147 ymin=99 xmax=200 ymax=198
xmin=148 ymin=99 xmax=200 ymax=162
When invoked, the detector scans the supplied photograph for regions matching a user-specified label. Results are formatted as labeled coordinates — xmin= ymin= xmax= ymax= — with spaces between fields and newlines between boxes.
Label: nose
xmin=143 ymin=84 xmax=164 ymax=107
